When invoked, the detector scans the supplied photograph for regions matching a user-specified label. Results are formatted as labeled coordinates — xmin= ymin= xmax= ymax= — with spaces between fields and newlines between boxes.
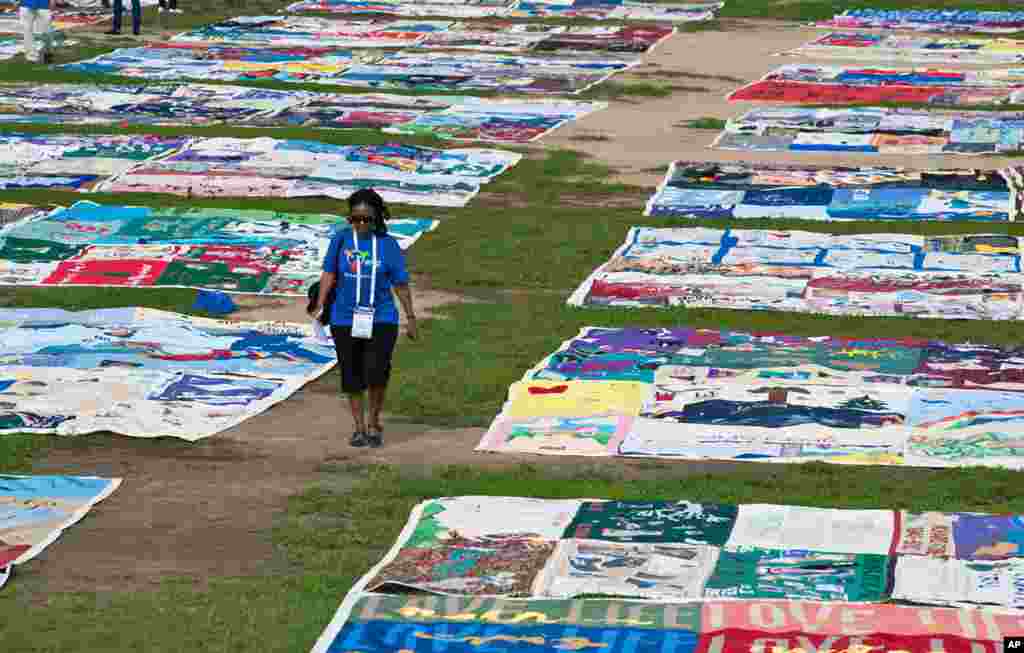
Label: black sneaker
xmin=366 ymin=427 xmax=382 ymax=448
xmin=349 ymin=430 xmax=368 ymax=447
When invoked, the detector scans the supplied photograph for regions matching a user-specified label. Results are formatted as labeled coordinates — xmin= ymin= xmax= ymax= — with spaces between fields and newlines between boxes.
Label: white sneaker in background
xmin=170 ymin=8 xmax=182 ymax=12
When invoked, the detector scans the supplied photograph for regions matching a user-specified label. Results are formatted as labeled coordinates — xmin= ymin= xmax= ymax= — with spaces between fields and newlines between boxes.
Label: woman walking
xmin=309 ymin=188 xmax=418 ymax=448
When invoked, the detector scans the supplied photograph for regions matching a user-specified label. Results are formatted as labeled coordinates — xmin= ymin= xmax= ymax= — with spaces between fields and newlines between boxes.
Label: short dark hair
xmin=348 ymin=188 xmax=390 ymax=236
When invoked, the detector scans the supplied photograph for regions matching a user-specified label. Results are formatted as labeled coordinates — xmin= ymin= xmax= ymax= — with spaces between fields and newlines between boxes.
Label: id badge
xmin=351 ymin=306 xmax=374 ymax=339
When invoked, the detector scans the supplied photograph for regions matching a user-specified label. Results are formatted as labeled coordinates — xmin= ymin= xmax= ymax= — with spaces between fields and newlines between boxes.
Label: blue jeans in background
xmin=111 ymin=0 xmax=140 ymax=34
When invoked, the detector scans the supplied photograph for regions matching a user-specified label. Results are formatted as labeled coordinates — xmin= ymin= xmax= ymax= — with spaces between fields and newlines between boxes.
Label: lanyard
xmin=352 ymin=229 xmax=378 ymax=308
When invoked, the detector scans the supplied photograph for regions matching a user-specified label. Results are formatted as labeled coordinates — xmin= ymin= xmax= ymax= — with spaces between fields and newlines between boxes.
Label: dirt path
xmin=543 ymin=18 xmax=1024 ymax=187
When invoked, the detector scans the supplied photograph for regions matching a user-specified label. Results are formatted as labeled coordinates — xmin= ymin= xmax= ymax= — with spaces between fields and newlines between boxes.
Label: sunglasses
xmin=349 ymin=216 xmax=373 ymax=224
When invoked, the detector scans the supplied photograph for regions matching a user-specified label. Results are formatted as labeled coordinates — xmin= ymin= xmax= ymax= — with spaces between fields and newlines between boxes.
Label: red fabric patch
xmin=0 ymin=544 xmax=31 ymax=567
xmin=528 ymin=384 xmax=568 ymax=395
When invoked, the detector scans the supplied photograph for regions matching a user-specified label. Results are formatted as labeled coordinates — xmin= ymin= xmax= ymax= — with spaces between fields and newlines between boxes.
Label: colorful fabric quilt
xmin=286 ymin=0 xmax=518 ymax=19
xmin=60 ymin=44 xmax=373 ymax=85
xmin=96 ymin=138 xmax=521 ymax=207
xmin=416 ymin=21 xmax=673 ymax=54
xmin=786 ymin=33 xmax=1024 ymax=66
xmin=510 ymin=0 xmax=722 ymax=21
xmin=478 ymin=326 xmax=1024 ymax=467
xmin=381 ymin=97 xmax=607 ymax=142
xmin=0 ymin=35 xmax=73 ymax=59
xmin=0 ymin=203 xmax=50 ymax=226
xmin=0 ymin=475 xmax=120 ymax=590
xmin=0 ymin=201 xmax=437 ymax=295
xmin=170 ymin=16 xmax=451 ymax=48
xmin=568 ymin=226 xmax=1024 ymax=320
xmin=645 ymin=161 xmax=1015 ymax=222
xmin=728 ymin=65 xmax=1024 ymax=107
xmin=531 ymin=24 xmax=674 ymax=54
xmin=816 ymin=9 xmax=1024 ymax=34
xmin=0 ymin=83 xmax=605 ymax=143
xmin=0 ymin=307 xmax=336 ymax=440
xmin=0 ymin=10 xmax=102 ymax=32
xmin=714 ymin=107 xmax=1024 ymax=156
xmin=286 ymin=0 xmax=720 ymax=22
xmin=0 ymin=83 xmax=301 ymax=127
xmin=310 ymin=496 xmax=1024 ymax=653
xmin=0 ymin=133 xmax=187 ymax=192
xmin=336 ymin=51 xmax=637 ymax=94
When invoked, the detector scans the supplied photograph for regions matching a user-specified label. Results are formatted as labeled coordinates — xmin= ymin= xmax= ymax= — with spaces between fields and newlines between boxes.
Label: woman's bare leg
xmin=368 ymin=385 xmax=387 ymax=430
xmin=347 ymin=392 xmax=367 ymax=433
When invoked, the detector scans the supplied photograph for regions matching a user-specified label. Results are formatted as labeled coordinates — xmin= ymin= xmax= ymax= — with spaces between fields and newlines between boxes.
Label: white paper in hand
xmin=311 ymin=317 xmax=333 ymax=345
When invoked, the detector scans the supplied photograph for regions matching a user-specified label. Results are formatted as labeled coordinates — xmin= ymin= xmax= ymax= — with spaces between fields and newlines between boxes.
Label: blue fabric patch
xmin=741 ymin=186 xmax=834 ymax=207
xmin=193 ymin=290 xmax=238 ymax=315
xmin=328 ymin=620 xmax=699 ymax=653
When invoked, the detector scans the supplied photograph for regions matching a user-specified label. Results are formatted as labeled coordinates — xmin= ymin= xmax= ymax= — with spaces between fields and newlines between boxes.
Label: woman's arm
xmin=311 ymin=271 xmax=337 ymax=315
xmin=393 ymin=283 xmax=418 ymax=340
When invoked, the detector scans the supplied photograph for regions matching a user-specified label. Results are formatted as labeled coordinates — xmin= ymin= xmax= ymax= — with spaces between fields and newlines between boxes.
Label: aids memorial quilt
xmin=0 ymin=83 xmax=302 ymax=127
xmin=0 ymin=83 xmax=605 ymax=143
xmin=645 ymin=161 xmax=1014 ymax=222
xmin=0 ymin=201 xmax=437 ymax=295
xmin=714 ymin=107 xmax=1024 ymax=156
xmin=786 ymin=33 xmax=1024 ymax=66
xmin=416 ymin=21 xmax=558 ymax=51
xmin=531 ymin=24 xmax=674 ymax=54
xmin=511 ymin=0 xmax=722 ymax=22
xmin=0 ymin=203 xmax=50 ymax=226
xmin=817 ymin=9 xmax=1024 ymax=34
xmin=286 ymin=0 xmax=720 ymax=22
xmin=478 ymin=326 xmax=1024 ymax=467
xmin=96 ymin=138 xmax=521 ymax=207
xmin=0 ymin=307 xmax=336 ymax=440
xmin=0 ymin=133 xmax=187 ymax=192
xmin=286 ymin=0 xmax=518 ymax=19
xmin=728 ymin=65 xmax=1024 ymax=107
xmin=335 ymin=52 xmax=637 ymax=94
xmin=0 ymin=475 xmax=120 ymax=590
xmin=380 ymin=97 xmax=607 ymax=142
xmin=170 ymin=16 xmax=450 ymax=48
xmin=310 ymin=496 xmax=1024 ymax=653
xmin=568 ymin=227 xmax=1023 ymax=321
xmin=415 ymin=21 xmax=674 ymax=54
xmin=0 ymin=10 xmax=102 ymax=33
xmin=0 ymin=36 xmax=73 ymax=60
xmin=60 ymin=44 xmax=372 ymax=86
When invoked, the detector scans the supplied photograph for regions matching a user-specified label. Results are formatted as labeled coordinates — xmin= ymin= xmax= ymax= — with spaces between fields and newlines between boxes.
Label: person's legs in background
xmin=108 ymin=0 xmax=123 ymax=34
xmin=129 ymin=0 xmax=140 ymax=35
xmin=35 ymin=9 xmax=51 ymax=63
xmin=19 ymin=7 xmax=38 ymax=63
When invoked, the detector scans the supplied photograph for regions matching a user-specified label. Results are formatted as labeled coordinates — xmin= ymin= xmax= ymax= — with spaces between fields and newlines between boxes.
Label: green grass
xmin=2 ymin=462 xmax=1022 ymax=652
xmin=0 ymin=286 xmax=204 ymax=314
xmin=0 ymin=435 xmax=50 ymax=473
xmin=579 ymin=80 xmax=676 ymax=101
xmin=679 ymin=117 xmax=726 ymax=129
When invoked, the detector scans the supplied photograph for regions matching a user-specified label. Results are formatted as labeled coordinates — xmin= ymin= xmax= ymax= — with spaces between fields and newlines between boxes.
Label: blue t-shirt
xmin=21 ymin=0 xmax=49 ymax=10
xmin=322 ymin=228 xmax=409 ymax=327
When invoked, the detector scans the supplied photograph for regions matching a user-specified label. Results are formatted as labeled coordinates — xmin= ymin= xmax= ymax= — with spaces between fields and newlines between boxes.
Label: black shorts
xmin=330 ymin=323 xmax=400 ymax=394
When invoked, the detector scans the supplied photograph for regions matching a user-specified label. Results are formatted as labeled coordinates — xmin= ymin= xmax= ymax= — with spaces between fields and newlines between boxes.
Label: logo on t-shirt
xmin=342 ymin=248 xmax=378 ymax=274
